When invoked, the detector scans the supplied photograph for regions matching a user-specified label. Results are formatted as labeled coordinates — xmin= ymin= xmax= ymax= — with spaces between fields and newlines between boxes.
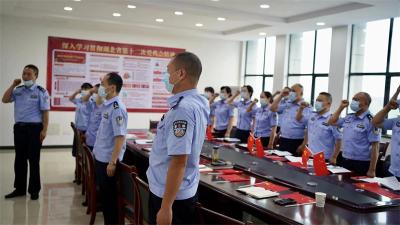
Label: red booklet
xmin=255 ymin=181 xmax=289 ymax=192
xmin=265 ymin=155 xmax=286 ymax=161
xmin=216 ymin=169 xmax=243 ymax=175
xmin=280 ymin=192 xmax=316 ymax=205
xmin=220 ymin=174 xmax=250 ymax=182
xmin=354 ymin=183 xmax=400 ymax=199
xmin=287 ymin=162 xmax=308 ymax=169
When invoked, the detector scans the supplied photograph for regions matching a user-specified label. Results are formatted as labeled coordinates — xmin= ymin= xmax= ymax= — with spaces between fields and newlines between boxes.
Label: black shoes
xmin=4 ymin=190 xmax=26 ymax=199
xmin=30 ymin=193 xmax=39 ymax=200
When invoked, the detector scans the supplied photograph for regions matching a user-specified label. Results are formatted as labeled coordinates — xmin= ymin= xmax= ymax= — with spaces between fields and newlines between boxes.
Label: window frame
xmin=287 ymin=30 xmax=330 ymax=104
xmin=244 ymin=38 xmax=274 ymax=92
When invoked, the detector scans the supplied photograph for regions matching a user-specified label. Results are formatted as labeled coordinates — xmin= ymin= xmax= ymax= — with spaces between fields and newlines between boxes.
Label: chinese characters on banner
xmin=47 ymin=36 xmax=185 ymax=112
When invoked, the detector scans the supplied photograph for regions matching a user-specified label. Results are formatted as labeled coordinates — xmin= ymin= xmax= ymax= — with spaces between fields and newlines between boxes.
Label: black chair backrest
xmin=135 ymin=176 xmax=150 ymax=224
xmin=195 ymin=203 xmax=246 ymax=225
xmin=118 ymin=162 xmax=138 ymax=207
xmin=149 ymin=120 xmax=159 ymax=130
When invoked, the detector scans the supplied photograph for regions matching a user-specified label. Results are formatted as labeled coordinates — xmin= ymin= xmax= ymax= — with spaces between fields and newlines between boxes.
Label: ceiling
xmin=1 ymin=0 xmax=399 ymax=40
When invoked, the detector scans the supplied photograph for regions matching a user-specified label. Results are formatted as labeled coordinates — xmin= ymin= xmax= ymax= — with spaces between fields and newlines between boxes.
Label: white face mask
xmin=240 ymin=91 xmax=249 ymax=100
xmin=260 ymin=98 xmax=268 ymax=107
xmin=81 ymin=90 xmax=90 ymax=97
xmin=23 ymin=79 xmax=34 ymax=87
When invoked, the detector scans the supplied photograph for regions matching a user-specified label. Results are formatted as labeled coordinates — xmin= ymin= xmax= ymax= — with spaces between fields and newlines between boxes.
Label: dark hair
xmin=24 ymin=64 xmax=39 ymax=77
xmin=205 ymin=87 xmax=215 ymax=94
xmin=263 ymin=91 xmax=273 ymax=103
xmin=360 ymin=92 xmax=372 ymax=106
xmin=173 ymin=52 xmax=202 ymax=81
xmin=106 ymin=72 xmax=123 ymax=93
xmin=95 ymin=83 xmax=100 ymax=88
xmin=243 ymin=85 xmax=254 ymax=98
xmin=319 ymin=92 xmax=332 ymax=103
xmin=220 ymin=86 xmax=232 ymax=97
xmin=81 ymin=82 xmax=93 ymax=90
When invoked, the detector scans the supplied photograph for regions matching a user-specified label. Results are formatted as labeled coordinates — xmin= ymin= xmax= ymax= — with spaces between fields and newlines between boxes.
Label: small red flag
xmin=255 ymin=138 xmax=264 ymax=158
xmin=302 ymin=146 xmax=312 ymax=167
xmin=206 ymin=125 xmax=213 ymax=140
xmin=313 ymin=152 xmax=330 ymax=176
xmin=247 ymin=133 xmax=254 ymax=153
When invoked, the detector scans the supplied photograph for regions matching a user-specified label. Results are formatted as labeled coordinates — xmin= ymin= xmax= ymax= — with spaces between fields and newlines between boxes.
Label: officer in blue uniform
xmin=210 ymin=86 xmax=234 ymax=138
xmin=247 ymin=91 xmax=278 ymax=149
xmin=227 ymin=85 xmax=258 ymax=143
xmin=203 ymin=86 xmax=215 ymax=130
xmin=81 ymin=84 xmax=104 ymax=151
xmin=146 ymin=52 xmax=209 ymax=225
xmin=372 ymin=85 xmax=400 ymax=180
xmin=2 ymin=64 xmax=50 ymax=200
xmin=275 ymin=87 xmax=291 ymax=134
xmin=93 ymin=72 xmax=128 ymax=225
xmin=329 ymin=92 xmax=381 ymax=177
xmin=271 ymin=84 xmax=312 ymax=156
xmin=296 ymin=92 xmax=342 ymax=161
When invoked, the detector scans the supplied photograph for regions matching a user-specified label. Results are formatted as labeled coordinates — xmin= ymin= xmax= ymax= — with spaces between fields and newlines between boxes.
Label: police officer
xmin=247 ymin=91 xmax=277 ymax=149
xmin=93 ymin=72 xmax=128 ymax=225
xmin=2 ymin=64 xmax=50 ymax=200
xmin=210 ymin=86 xmax=234 ymax=138
xmin=203 ymin=86 xmax=215 ymax=131
xmin=82 ymin=84 xmax=104 ymax=151
xmin=328 ymin=92 xmax=381 ymax=177
xmin=372 ymin=85 xmax=400 ymax=180
xmin=274 ymin=87 xmax=290 ymax=134
xmin=227 ymin=85 xmax=258 ymax=143
xmin=146 ymin=52 xmax=209 ymax=225
xmin=296 ymin=92 xmax=342 ymax=162
xmin=270 ymin=84 xmax=312 ymax=156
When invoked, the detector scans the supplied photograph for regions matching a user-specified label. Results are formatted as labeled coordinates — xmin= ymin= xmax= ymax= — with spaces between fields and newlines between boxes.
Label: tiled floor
xmin=0 ymin=148 xmax=104 ymax=225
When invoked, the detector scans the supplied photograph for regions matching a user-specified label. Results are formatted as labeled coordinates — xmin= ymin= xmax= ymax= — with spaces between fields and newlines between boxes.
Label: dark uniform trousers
xmin=341 ymin=158 xmax=371 ymax=176
xmin=213 ymin=129 xmax=227 ymax=138
xmin=278 ymin=137 xmax=304 ymax=156
xmin=13 ymin=122 xmax=43 ymax=195
xmin=95 ymin=159 xmax=118 ymax=225
xmin=149 ymin=192 xmax=198 ymax=225
xmin=235 ymin=129 xmax=251 ymax=143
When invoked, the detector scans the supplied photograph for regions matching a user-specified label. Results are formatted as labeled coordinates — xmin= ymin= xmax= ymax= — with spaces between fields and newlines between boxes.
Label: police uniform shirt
xmin=336 ymin=111 xmax=381 ymax=161
xmin=211 ymin=100 xmax=234 ymax=130
xmin=277 ymin=100 xmax=312 ymax=139
xmin=146 ymin=89 xmax=209 ymax=200
xmin=11 ymin=84 xmax=50 ymax=123
xmin=383 ymin=118 xmax=400 ymax=177
xmin=305 ymin=111 xmax=342 ymax=158
xmin=93 ymin=96 xmax=128 ymax=163
xmin=253 ymin=105 xmax=278 ymax=138
xmin=85 ymin=99 xmax=104 ymax=147
xmin=232 ymin=100 xmax=257 ymax=131
xmin=72 ymin=98 xmax=92 ymax=131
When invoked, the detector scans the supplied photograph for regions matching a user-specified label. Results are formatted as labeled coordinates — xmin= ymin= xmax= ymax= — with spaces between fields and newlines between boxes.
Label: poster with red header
xmin=47 ymin=36 xmax=185 ymax=112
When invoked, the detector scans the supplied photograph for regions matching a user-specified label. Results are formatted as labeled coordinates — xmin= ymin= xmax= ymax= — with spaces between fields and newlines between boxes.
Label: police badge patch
xmin=116 ymin=116 xmax=123 ymax=126
xmin=173 ymin=120 xmax=187 ymax=137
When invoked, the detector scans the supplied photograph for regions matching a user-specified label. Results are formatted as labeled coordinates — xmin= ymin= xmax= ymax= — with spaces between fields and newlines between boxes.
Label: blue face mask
xmin=289 ymin=91 xmax=297 ymax=102
xmin=220 ymin=94 xmax=226 ymax=100
xmin=163 ymin=72 xmax=174 ymax=93
xmin=98 ymin=85 xmax=108 ymax=98
xmin=240 ymin=91 xmax=249 ymax=100
xmin=314 ymin=101 xmax=324 ymax=112
xmin=350 ymin=100 xmax=360 ymax=112
xmin=81 ymin=90 xmax=89 ymax=97
xmin=260 ymin=98 xmax=268 ymax=107
xmin=23 ymin=79 xmax=34 ymax=87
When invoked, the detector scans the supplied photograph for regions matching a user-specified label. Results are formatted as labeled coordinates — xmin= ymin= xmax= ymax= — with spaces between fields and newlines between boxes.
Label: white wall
xmin=0 ymin=16 xmax=242 ymax=146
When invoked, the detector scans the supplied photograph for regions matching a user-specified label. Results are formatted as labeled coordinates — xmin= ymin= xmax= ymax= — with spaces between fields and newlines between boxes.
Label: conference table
xmin=124 ymin=129 xmax=400 ymax=225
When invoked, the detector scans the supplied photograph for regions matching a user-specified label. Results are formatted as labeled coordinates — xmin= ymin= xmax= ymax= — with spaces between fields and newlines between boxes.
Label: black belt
xmin=15 ymin=122 xmax=42 ymax=126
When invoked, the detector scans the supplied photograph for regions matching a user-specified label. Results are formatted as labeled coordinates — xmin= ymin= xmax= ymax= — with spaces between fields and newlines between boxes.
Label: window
xmin=288 ymin=28 xmax=332 ymax=103
xmin=244 ymin=36 xmax=276 ymax=96
xmin=349 ymin=17 xmax=400 ymax=135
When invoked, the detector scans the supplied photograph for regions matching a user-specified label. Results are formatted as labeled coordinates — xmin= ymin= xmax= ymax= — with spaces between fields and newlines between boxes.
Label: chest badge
xmin=103 ymin=112 xmax=109 ymax=119
xmin=173 ymin=120 xmax=188 ymax=137
xmin=356 ymin=124 xmax=365 ymax=129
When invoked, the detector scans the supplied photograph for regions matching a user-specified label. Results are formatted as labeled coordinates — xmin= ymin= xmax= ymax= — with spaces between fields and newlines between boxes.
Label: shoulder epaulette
xmin=367 ymin=114 xmax=373 ymax=121
xmin=37 ymin=86 xmax=46 ymax=93
xmin=16 ymin=85 xmax=24 ymax=89
xmin=113 ymin=101 xmax=119 ymax=109
xmin=171 ymin=96 xmax=184 ymax=110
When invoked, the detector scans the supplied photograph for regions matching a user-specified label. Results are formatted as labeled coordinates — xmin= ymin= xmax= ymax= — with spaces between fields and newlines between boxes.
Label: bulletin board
xmin=47 ymin=36 xmax=185 ymax=112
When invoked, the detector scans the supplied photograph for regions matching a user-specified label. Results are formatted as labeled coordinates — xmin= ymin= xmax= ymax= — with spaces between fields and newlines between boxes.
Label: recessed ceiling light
xmin=195 ymin=23 xmax=204 ymax=27
xmin=156 ymin=18 xmax=164 ymax=23
xmin=316 ymin=22 xmax=325 ymax=26
xmin=73 ymin=0 xmax=81 ymax=2
xmin=113 ymin=12 xmax=121 ymax=17
xmin=174 ymin=11 xmax=183 ymax=16
xmin=127 ymin=5 xmax=136 ymax=9
xmin=217 ymin=17 xmax=226 ymax=21
xmin=211 ymin=0 xmax=220 ymax=2
xmin=259 ymin=32 xmax=267 ymax=36
xmin=64 ymin=6 xmax=73 ymax=11
xmin=260 ymin=4 xmax=270 ymax=9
